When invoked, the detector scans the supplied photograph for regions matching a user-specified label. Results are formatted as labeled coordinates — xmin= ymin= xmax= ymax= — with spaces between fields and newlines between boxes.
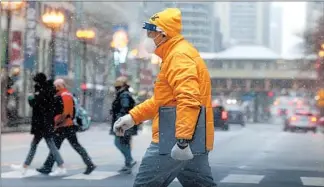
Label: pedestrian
xmin=110 ymin=76 xmax=138 ymax=174
xmin=36 ymin=79 xmax=96 ymax=175
xmin=113 ymin=8 xmax=217 ymax=187
xmin=11 ymin=73 xmax=66 ymax=176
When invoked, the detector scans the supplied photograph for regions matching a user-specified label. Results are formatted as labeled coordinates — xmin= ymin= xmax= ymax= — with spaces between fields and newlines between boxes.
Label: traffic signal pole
xmin=73 ymin=1 xmax=83 ymax=97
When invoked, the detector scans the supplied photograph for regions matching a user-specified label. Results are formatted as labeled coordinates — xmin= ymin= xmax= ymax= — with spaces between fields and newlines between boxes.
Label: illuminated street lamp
xmin=319 ymin=51 xmax=324 ymax=58
xmin=110 ymin=30 xmax=129 ymax=78
xmin=0 ymin=0 xmax=24 ymax=125
xmin=41 ymin=9 xmax=65 ymax=79
xmin=76 ymin=29 xmax=96 ymax=107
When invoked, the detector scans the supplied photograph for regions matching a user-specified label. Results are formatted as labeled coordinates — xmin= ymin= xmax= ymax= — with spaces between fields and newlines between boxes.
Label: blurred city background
xmin=2 ymin=2 xmax=324 ymax=187
xmin=0 ymin=1 xmax=323 ymax=127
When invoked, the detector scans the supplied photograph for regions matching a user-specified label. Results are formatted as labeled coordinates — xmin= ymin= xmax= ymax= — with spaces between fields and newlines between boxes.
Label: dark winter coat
xmin=28 ymin=80 xmax=57 ymax=137
xmin=110 ymin=87 xmax=137 ymax=136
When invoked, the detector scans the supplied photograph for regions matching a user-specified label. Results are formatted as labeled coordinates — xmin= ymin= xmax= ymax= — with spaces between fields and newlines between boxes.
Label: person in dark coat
xmin=37 ymin=79 xmax=96 ymax=175
xmin=110 ymin=76 xmax=137 ymax=174
xmin=11 ymin=73 xmax=66 ymax=176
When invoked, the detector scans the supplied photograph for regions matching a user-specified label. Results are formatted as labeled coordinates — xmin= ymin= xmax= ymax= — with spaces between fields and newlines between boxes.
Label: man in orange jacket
xmin=113 ymin=8 xmax=216 ymax=186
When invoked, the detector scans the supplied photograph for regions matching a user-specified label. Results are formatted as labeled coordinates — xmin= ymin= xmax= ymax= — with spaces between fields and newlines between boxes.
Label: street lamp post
xmin=41 ymin=9 xmax=65 ymax=80
xmin=0 ymin=1 xmax=24 ymax=125
xmin=317 ymin=44 xmax=324 ymax=115
xmin=76 ymin=29 xmax=95 ymax=107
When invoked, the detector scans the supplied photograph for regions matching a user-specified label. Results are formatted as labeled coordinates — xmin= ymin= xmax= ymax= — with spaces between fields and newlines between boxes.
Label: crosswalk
xmin=2 ymin=169 xmax=324 ymax=186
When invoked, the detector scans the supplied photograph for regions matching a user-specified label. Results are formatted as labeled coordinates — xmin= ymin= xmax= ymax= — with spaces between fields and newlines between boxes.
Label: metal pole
xmin=114 ymin=48 xmax=120 ymax=78
xmin=253 ymin=92 xmax=259 ymax=123
xmin=50 ymin=30 xmax=56 ymax=80
xmin=82 ymin=40 xmax=87 ymax=107
xmin=136 ymin=58 xmax=141 ymax=92
xmin=0 ymin=4 xmax=3 ymax=129
xmin=73 ymin=1 xmax=83 ymax=96
xmin=4 ymin=9 xmax=12 ymax=126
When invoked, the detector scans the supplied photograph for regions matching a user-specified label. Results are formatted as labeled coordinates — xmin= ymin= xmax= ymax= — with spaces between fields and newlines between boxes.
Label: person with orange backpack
xmin=37 ymin=79 xmax=96 ymax=175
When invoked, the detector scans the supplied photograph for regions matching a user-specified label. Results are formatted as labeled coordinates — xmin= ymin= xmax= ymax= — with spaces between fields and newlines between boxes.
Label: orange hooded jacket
xmin=129 ymin=8 xmax=214 ymax=150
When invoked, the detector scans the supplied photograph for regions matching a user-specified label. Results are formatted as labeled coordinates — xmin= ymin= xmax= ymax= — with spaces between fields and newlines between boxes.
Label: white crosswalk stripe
xmin=173 ymin=177 xmax=179 ymax=182
xmin=63 ymin=171 xmax=119 ymax=180
xmin=2 ymin=169 xmax=324 ymax=187
xmin=220 ymin=174 xmax=265 ymax=184
xmin=1 ymin=169 xmax=39 ymax=178
xmin=301 ymin=177 xmax=324 ymax=186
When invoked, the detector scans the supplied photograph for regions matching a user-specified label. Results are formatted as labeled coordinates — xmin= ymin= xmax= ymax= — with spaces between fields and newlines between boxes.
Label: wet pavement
xmin=1 ymin=123 xmax=324 ymax=187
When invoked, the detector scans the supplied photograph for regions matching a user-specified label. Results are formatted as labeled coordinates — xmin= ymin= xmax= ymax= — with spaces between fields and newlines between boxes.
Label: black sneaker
xmin=128 ymin=161 xmax=137 ymax=168
xmin=83 ymin=165 xmax=96 ymax=175
xmin=118 ymin=166 xmax=131 ymax=174
xmin=36 ymin=168 xmax=51 ymax=175
xmin=118 ymin=166 xmax=129 ymax=172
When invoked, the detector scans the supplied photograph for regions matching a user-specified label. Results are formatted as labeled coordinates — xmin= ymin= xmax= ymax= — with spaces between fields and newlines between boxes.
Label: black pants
xmin=41 ymin=128 xmax=93 ymax=170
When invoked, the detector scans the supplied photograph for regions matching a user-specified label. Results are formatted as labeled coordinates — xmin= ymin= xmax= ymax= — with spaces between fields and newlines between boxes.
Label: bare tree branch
xmin=302 ymin=13 xmax=324 ymax=55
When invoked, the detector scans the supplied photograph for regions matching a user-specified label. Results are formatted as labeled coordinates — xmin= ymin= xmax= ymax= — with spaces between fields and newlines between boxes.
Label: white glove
xmin=113 ymin=114 xmax=135 ymax=136
xmin=171 ymin=141 xmax=194 ymax=161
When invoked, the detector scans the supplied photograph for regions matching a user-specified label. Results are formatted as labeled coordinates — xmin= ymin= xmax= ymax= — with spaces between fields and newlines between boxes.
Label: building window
xmin=235 ymin=62 xmax=245 ymax=69
xmin=226 ymin=61 xmax=233 ymax=69
xmin=210 ymin=60 xmax=223 ymax=69
xmin=253 ymin=62 xmax=261 ymax=70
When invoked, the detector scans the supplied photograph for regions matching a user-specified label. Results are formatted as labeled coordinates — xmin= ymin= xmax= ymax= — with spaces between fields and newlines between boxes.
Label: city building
xmin=215 ymin=2 xmax=271 ymax=48
xmin=201 ymin=45 xmax=316 ymax=95
xmin=269 ymin=5 xmax=283 ymax=55
xmin=143 ymin=2 xmax=215 ymax=52
xmin=305 ymin=2 xmax=324 ymax=30
xmin=212 ymin=16 xmax=223 ymax=52
xmin=0 ymin=2 xmax=147 ymax=121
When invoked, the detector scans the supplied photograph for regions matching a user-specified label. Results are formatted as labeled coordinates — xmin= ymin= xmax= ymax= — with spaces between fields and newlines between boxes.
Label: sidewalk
xmin=1 ymin=121 xmax=153 ymax=134
xmin=1 ymin=125 xmax=30 ymax=134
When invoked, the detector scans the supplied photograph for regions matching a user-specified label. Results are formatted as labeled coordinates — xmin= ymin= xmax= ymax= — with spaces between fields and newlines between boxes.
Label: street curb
xmin=1 ymin=126 xmax=30 ymax=134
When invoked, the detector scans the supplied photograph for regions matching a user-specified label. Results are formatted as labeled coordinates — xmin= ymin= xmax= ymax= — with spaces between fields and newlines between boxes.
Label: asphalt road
xmin=1 ymin=123 xmax=324 ymax=187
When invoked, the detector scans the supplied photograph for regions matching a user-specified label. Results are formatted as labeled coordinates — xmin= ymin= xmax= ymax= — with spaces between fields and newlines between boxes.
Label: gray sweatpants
xmin=134 ymin=143 xmax=217 ymax=187
xmin=24 ymin=135 xmax=64 ymax=166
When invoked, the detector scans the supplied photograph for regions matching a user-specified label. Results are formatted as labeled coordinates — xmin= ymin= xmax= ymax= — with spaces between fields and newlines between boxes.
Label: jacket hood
xmin=149 ymin=8 xmax=182 ymax=38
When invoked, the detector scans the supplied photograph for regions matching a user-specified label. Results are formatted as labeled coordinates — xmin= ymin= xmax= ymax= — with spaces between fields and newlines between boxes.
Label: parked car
xmin=283 ymin=109 xmax=317 ymax=133
xmin=224 ymin=104 xmax=245 ymax=126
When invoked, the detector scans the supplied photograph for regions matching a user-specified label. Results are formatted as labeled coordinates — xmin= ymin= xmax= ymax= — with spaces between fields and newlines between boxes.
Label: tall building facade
xmin=269 ymin=5 xmax=283 ymax=55
xmin=305 ymin=2 xmax=324 ymax=30
xmin=142 ymin=2 xmax=216 ymax=52
xmin=215 ymin=2 xmax=271 ymax=48
xmin=212 ymin=17 xmax=223 ymax=52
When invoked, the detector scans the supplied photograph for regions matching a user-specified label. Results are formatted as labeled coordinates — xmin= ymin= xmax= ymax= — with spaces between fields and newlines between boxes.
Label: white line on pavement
xmin=301 ymin=177 xmax=324 ymax=186
xmin=1 ymin=169 xmax=39 ymax=178
xmin=220 ymin=174 xmax=264 ymax=184
xmin=63 ymin=171 xmax=119 ymax=180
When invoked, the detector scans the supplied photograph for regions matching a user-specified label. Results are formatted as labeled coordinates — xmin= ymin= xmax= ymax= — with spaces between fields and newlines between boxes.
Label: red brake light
xmin=310 ymin=117 xmax=317 ymax=122
xmin=221 ymin=111 xmax=228 ymax=120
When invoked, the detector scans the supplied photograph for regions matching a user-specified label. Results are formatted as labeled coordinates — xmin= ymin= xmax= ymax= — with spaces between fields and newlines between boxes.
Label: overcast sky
xmin=275 ymin=2 xmax=306 ymax=55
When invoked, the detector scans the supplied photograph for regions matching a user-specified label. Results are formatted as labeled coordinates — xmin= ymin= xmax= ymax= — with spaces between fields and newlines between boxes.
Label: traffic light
xmin=267 ymin=91 xmax=274 ymax=97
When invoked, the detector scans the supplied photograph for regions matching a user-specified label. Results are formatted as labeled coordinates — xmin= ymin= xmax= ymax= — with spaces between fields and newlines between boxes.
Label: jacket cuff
xmin=129 ymin=110 xmax=141 ymax=125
